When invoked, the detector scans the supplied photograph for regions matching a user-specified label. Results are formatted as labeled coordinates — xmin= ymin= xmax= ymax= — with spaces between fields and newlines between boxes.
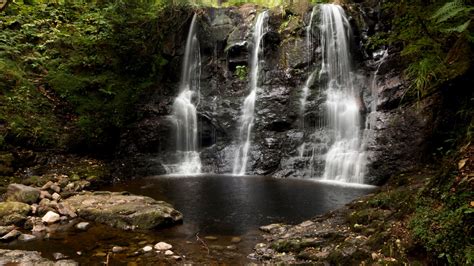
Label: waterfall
xmin=167 ymin=14 xmax=202 ymax=175
xmin=298 ymin=6 xmax=318 ymax=158
xmin=232 ymin=11 xmax=269 ymax=176
xmin=299 ymin=6 xmax=318 ymax=117
xmin=319 ymin=4 xmax=364 ymax=183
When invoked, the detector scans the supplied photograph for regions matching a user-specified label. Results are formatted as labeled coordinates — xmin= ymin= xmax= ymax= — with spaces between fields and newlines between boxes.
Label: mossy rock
xmin=0 ymin=202 xmax=31 ymax=226
xmin=4 ymin=183 xmax=40 ymax=204
xmin=63 ymin=191 xmax=183 ymax=230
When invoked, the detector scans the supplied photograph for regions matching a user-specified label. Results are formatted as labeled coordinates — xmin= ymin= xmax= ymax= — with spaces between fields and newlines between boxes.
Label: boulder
xmin=4 ymin=184 xmax=40 ymax=204
xmin=63 ymin=191 xmax=183 ymax=230
xmin=0 ymin=202 xmax=31 ymax=226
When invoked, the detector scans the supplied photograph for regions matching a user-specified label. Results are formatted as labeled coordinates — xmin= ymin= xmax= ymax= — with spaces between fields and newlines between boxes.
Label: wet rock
xmin=42 ymin=211 xmax=60 ymax=224
xmin=154 ymin=241 xmax=172 ymax=251
xmin=0 ymin=202 xmax=31 ymax=226
xmin=0 ymin=229 xmax=21 ymax=241
xmin=4 ymin=184 xmax=40 ymax=204
xmin=18 ymin=233 xmax=37 ymax=242
xmin=75 ymin=222 xmax=90 ymax=230
xmin=164 ymin=250 xmax=174 ymax=256
xmin=172 ymin=255 xmax=182 ymax=260
xmin=0 ymin=249 xmax=77 ymax=265
xmin=64 ymin=191 xmax=183 ymax=230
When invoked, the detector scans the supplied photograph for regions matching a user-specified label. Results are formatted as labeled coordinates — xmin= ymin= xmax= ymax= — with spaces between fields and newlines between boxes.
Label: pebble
xmin=172 ymin=255 xmax=182 ymax=260
xmin=164 ymin=250 xmax=174 ymax=256
xmin=231 ymin=236 xmax=242 ymax=243
xmin=53 ymin=252 xmax=68 ymax=260
xmin=18 ymin=234 xmax=37 ymax=242
xmin=154 ymin=242 xmax=172 ymax=251
xmin=42 ymin=211 xmax=60 ymax=224
xmin=75 ymin=222 xmax=90 ymax=230
xmin=226 ymin=245 xmax=238 ymax=250
xmin=143 ymin=246 xmax=153 ymax=252
xmin=52 ymin=192 xmax=61 ymax=201
xmin=112 ymin=246 xmax=126 ymax=253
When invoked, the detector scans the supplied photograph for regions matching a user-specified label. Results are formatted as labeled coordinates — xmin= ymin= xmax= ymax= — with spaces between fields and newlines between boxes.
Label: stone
xmin=154 ymin=242 xmax=172 ymax=251
xmin=260 ymin=224 xmax=285 ymax=234
xmin=40 ymin=190 xmax=52 ymax=199
xmin=50 ymin=183 xmax=61 ymax=193
xmin=226 ymin=245 xmax=238 ymax=250
xmin=112 ymin=246 xmax=126 ymax=253
xmin=75 ymin=222 xmax=90 ymax=230
xmin=18 ymin=234 xmax=37 ymax=242
xmin=42 ymin=211 xmax=60 ymax=224
xmin=204 ymin=236 xmax=218 ymax=241
xmin=1 ymin=229 xmax=21 ymax=241
xmin=0 ymin=249 xmax=78 ymax=265
xmin=52 ymin=192 xmax=61 ymax=201
xmin=143 ymin=246 xmax=153 ymax=252
xmin=4 ymin=184 xmax=40 ymax=204
xmin=53 ymin=252 xmax=68 ymax=260
xmin=57 ymin=203 xmax=77 ymax=218
xmin=0 ymin=226 xmax=15 ymax=236
xmin=231 ymin=236 xmax=242 ymax=243
xmin=172 ymin=255 xmax=182 ymax=260
xmin=164 ymin=250 xmax=174 ymax=256
xmin=41 ymin=181 xmax=54 ymax=190
xmin=63 ymin=191 xmax=183 ymax=230
xmin=0 ymin=202 xmax=31 ymax=226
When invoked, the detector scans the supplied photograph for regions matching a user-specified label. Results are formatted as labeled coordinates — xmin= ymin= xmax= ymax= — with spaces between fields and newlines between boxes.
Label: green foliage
xmin=0 ymin=1 xmax=180 ymax=151
xmin=369 ymin=0 xmax=473 ymax=99
xmin=235 ymin=65 xmax=248 ymax=80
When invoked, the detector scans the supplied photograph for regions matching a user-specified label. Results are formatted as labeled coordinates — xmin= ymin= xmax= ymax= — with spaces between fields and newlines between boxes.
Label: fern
xmin=441 ymin=19 xmax=471 ymax=33
xmin=431 ymin=0 xmax=468 ymax=24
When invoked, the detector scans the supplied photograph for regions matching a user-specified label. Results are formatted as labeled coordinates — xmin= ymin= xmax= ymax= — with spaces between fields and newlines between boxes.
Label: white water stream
xmin=232 ymin=11 xmax=269 ymax=176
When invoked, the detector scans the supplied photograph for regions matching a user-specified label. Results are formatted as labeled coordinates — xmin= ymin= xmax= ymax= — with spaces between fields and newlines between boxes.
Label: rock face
xmin=63 ymin=191 xmax=183 ymax=230
xmin=4 ymin=183 xmax=40 ymax=204
xmin=0 ymin=201 xmax=31 ymax=226
xmin=117 ymin=4 xmax=460 ymax=185
xmin=0 ymin=249 xmax=77 ymax=265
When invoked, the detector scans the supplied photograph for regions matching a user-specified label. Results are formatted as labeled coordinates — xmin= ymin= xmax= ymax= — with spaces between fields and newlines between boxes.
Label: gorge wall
xmin=118 ymin=2 xmax=461 ymax=185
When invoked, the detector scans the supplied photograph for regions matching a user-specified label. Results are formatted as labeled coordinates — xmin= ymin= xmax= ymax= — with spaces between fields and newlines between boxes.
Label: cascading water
xmin=167 ymin=14 xmax=202 ymax=175
xmin=232 ymin=11 xmax=269 ymax=176
xmin=298 ymin=6 xmax=318 ymax=158
xmin=319 ymin=4 xmax=365 ymax=183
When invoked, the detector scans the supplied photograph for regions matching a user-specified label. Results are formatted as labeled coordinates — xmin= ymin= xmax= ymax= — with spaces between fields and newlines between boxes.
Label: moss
xmin=0 ymin=201 xmax=31 ymax=226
